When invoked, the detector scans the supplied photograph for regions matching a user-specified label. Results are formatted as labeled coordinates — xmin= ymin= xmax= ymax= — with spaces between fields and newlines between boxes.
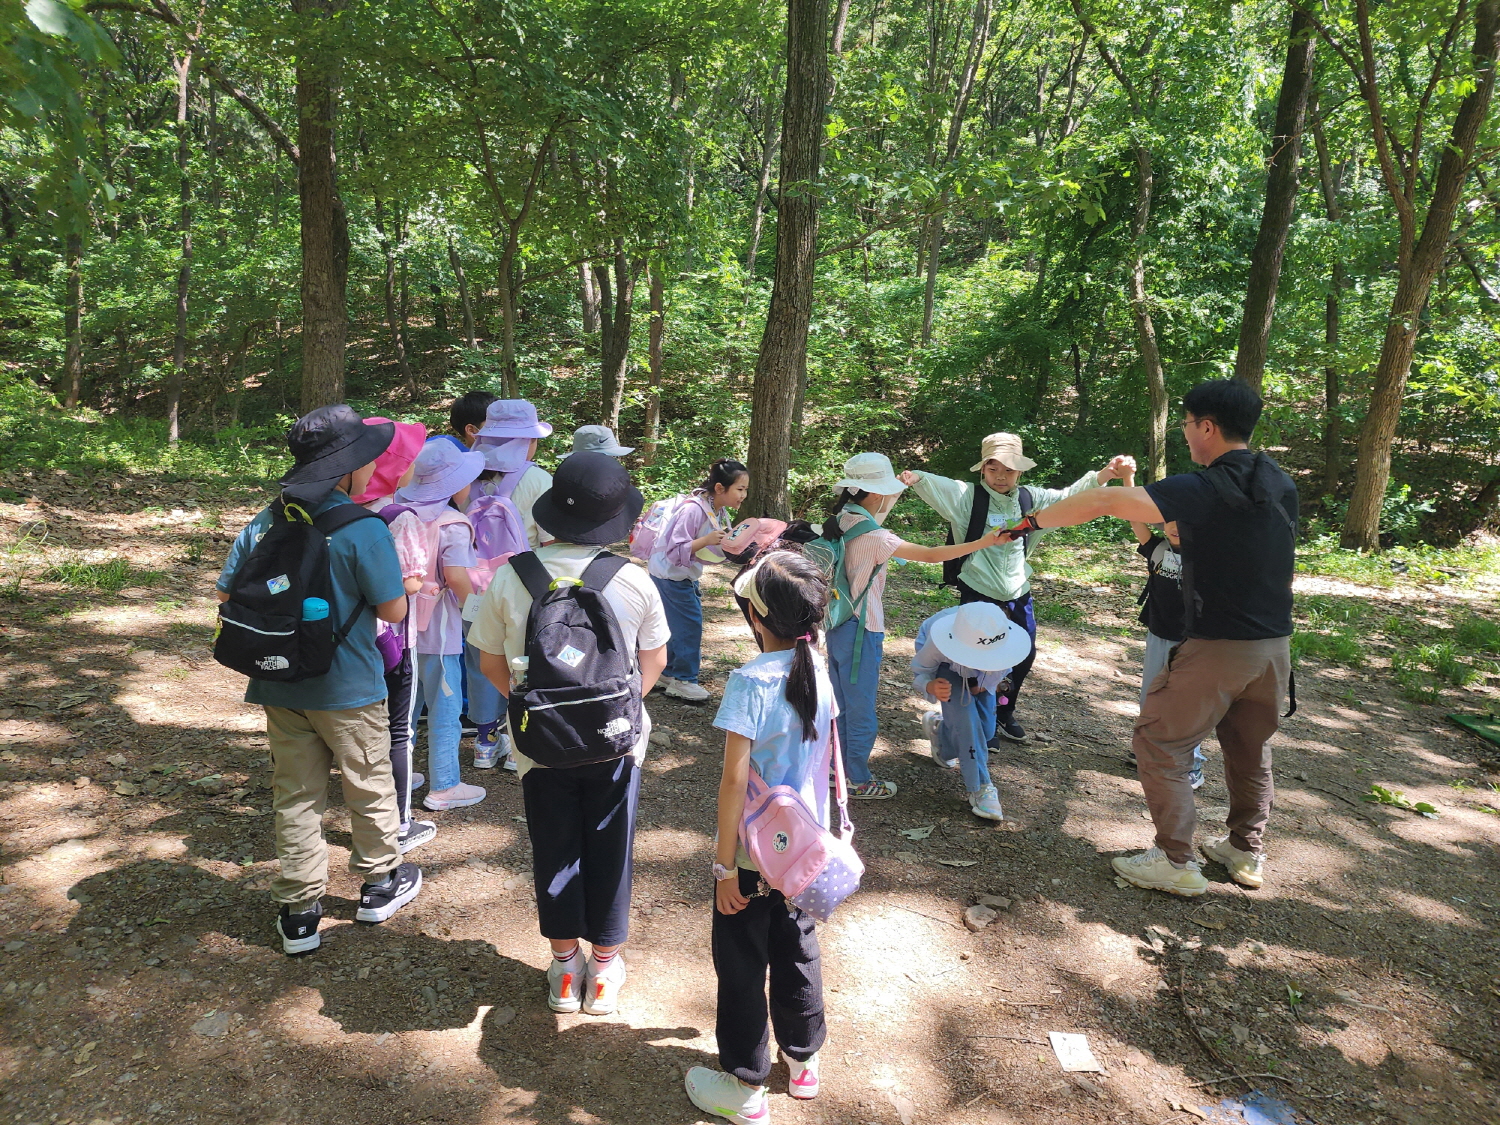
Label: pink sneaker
xmin=423 ymin=782 xmax=487 ymax=811
xmin=783 ymin=1050 xmax=819 ymax=1098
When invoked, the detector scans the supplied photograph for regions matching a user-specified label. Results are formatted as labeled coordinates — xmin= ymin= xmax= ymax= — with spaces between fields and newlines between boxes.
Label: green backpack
xmin=804 ymin=508 xmax=884 ymax=682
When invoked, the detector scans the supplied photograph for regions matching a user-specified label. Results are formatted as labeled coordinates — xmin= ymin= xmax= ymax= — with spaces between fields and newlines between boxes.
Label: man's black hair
xmin=1182 ymin=379 xmax=1262 ymax=442
xmin=450 ymin=390 xmax=498 ymax=436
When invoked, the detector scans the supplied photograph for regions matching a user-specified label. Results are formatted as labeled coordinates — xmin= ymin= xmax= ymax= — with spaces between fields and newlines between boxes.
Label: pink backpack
xmin=739 ymin=724 xmax=864 ymax=922
xmin=629 ymin=492 xmax=718 ymax=562
xmin=409 ymin=509 xmax=474 ymax=633
xmin=466 ymin=466 xmax=531 ymax=593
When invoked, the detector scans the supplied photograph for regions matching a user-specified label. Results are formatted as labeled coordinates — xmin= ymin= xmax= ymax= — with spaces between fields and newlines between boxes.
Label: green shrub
xmin=1454 ymin=614 xmax=1500 ymax=655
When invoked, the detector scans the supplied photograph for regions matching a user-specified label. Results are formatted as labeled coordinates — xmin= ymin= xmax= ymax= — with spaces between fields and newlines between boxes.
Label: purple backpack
xmin=372 ymin=503 xmax=416 ymax=672
xmin=466 ymin=466 xmax=531 ymax=591
xmin=740 ymin=724 xmax=863 ymax=922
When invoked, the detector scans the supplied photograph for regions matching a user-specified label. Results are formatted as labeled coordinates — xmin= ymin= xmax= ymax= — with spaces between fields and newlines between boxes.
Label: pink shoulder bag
xmin=739 ymin=725 xmax=864 ymax=922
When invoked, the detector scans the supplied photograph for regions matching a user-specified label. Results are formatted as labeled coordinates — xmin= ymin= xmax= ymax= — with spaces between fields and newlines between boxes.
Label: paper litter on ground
xmin=1047 ymin=1031 xmax=1104 ymax=1072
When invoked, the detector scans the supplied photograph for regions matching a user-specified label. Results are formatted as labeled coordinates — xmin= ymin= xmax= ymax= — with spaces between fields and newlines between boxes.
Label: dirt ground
xmin=1 ymin=469 xmax=1498 ymax=1125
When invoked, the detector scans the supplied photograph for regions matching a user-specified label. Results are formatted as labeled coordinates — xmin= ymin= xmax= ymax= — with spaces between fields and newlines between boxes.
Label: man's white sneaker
xmin=968 ymin=784 xmax=1004 ymax=821
xmin=1200 ymin=836 xmax=1265 ymax=889
xmin=582 ymin=953 xmax=627 ymax=1015
xmin=685 ymin=1067 xmax=770 ymax=1124
xmin=652 ymin=676 xmax=673 ymax=694
xmin=782 ymin=1050 xmax=819 ymax=1099
xmin=547 ymin=955 xmax=583 ymax=1014
xmin=922 ymin=711 xmax=956 ymax=769
xmin=665 ymin=678 xmax=711 ymax=703
xmin=1111 ymin=847 xmax=1208 ymax=896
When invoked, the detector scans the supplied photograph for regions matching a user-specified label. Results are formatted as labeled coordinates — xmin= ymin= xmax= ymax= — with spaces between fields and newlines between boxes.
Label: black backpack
xmin=214 ymin=498 xmax=385 ymax=682
xmin=941 ymin=483 xmax=1033 ymax=588
xmin=507 ymin=550 xmax=642 ymax=769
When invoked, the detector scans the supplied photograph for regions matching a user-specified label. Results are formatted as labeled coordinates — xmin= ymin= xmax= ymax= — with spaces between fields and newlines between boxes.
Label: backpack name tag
xmin=267 ymin=575 xmax=291 ymax=595
xmin=556 ymin=644 xmax=586 ymax=669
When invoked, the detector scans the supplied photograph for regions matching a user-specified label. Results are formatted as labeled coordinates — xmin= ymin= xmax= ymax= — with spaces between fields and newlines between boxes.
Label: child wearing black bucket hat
xmin=215 ymin=404 xmax=423 ymax=955
xmin=468 ymin=452 xmax=669 ymax=1016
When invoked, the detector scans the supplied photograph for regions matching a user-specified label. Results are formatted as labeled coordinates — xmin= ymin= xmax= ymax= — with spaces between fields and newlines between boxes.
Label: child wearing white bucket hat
xmin=815 ymin=452 xmax=1007 ymax=801
xmin=910 ymin=602 xmax=1033 ymax=821
xmin=900 ymin=435 xmax=1135 ymax=746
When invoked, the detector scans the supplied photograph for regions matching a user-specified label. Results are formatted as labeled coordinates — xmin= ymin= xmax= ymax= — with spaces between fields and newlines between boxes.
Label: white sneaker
xmin=782 ymin=1050 xmax=819 ymax=1099
xmin=547 ymin=954 xmax=583 ymax=1013
xmin=665 ymin=678 xmax=711 ymax=703
xmin=422 ymin=782 xmax=487 ymax=811
xmin=922 ymin=711 xmax=956 ymax=769
xmin=409 ymin=772 xmax=425 ymax=791
xmin=968 ymin=784 xmax=1004 ymax=821
xmin=1111 ymin=846 xmax=1208 ymax=896
xmin=652 ymin=676 xmax=674 ymax=694
xmin=685 ymin=1067 xmax=770 ymax=1124
xmin=582 ymin=953 xmax=627 ymax=1015
xmin=1200 ymin=835 xmax=1265 ymax=889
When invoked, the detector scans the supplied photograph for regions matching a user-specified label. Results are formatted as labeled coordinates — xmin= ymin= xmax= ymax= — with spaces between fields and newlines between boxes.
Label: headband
xmin=731 ymin=552 xmax=774 ymax=617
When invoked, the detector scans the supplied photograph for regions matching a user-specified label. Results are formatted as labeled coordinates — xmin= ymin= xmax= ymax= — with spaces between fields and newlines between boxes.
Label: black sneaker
xmin=356 ymin=862 xmax=422 ymax=923
xmin=397 ymin=820 xmax=437 ymax=854
xmin=275 ymin=901 xmax=323 ymax=955
xmin=993 ymin=715 xmax=1027 ymax=743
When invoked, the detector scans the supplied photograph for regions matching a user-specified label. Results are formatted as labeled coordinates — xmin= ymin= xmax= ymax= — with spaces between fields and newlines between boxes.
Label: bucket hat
xmin=570 ymin=424 xmax=634 ymax=458
xmin=931 ymin=602 xmax=1033 ymax=671
xmin=531 ymin=452 xmax=643 ymax=547
xmin=352 ymin=417 xmax=428 ymax=504
xmin=396 ymin=439 xmax=486 ymax=505
xmin=834 ymin=452 xmax=906 ymax=496
xmin=970 ymin=433 xmax=1036 ymax=473
xmin=279 ymin=405 xmax=395 ymax=504
xmin=476 ymin=399 xmax=553 ymax=440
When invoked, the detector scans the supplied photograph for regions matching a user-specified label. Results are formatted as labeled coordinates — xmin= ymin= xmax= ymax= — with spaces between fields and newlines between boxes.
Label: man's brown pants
xmin=1133 ymin=637 xmax=1290 ymax=865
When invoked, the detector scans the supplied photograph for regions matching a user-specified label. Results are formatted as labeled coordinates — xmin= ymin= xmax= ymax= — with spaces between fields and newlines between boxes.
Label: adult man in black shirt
xmin=996 ymin=380 xmax=1296 ymax=896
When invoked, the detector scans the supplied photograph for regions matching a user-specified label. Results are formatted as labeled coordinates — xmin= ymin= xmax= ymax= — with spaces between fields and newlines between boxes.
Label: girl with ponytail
xmin=647 ymin=458 xmax=749 ymax=703
xmin=684 ymin=551 xmax=834 ymax=1121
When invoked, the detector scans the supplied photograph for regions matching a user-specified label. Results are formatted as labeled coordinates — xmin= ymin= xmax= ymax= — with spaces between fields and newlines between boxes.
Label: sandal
xmin=849 ymin=779 xmax=898 ymax=800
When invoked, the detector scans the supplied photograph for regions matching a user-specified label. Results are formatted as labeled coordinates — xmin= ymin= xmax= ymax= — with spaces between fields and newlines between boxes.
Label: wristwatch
xmin=712 ymin=862 xmax=737 ymax=881
xmin=1007 ymin=514 xmax=1042 ymax=538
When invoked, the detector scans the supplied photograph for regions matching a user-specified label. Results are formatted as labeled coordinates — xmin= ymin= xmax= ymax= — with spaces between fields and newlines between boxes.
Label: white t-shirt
xmin=510 ymin=465 xmax=553 ymax=549
xmin=468 ymin=543 xmax=670 ymax=776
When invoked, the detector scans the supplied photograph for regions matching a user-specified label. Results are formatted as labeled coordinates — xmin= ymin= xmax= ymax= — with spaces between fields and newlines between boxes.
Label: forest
xmin=3 ymin=0 xmax=1499 ymax=551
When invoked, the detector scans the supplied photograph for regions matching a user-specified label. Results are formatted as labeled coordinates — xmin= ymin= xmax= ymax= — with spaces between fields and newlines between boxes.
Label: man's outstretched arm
xmin=1001 ymin=485 xmax=1165 ymax=538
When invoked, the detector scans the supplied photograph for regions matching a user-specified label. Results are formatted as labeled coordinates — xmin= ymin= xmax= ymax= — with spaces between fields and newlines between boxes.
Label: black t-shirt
xmin=1137 ymin=535 xmax=1187 ymax=642
xmin=1145 ymin=450 xmax=1297 ymax=640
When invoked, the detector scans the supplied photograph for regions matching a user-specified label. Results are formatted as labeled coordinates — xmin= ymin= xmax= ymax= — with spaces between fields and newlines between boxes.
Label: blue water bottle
xmin=301 ymin=597 xmax=329 ymax=621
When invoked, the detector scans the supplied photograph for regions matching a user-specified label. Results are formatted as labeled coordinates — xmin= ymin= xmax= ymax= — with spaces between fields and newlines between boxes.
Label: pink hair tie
xmin=796 ymin=633 xmax=815 ymax=643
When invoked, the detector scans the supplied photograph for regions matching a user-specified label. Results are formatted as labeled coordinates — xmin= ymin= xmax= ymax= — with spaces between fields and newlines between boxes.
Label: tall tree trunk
xmin=373 ymin=197 xmax=417 ymax=398
xmin=431 ymin=283 xmax=447 ymax=333
xmin=739 ymin=74 xmax=782 ymax=335
xmin=1341 ymin=0 xmax=1500 ymax=550
xmin=1126 ymin=145 xmax=1169 ymax=482
xmin=293 ymin=0 xmax=349 ymax=412
xmin=599 ymin=241 xmax=637 ymax=431
xmin=1312 ymin=104 xmax=1344 ymax=499
xmin=448 ymin=235 xmax=476 ymax=348
xmin=743 ymin=0 xmax=830 ymax=519
xmin=168 ymin=48 xmax=194 ymax=444
xmin=580 ymin=259 xmax=600 ymax=336
xmin=1233 ymin=4 xmax=1316 ymax=393
xmin=831 ymin=0 xmax=853 ymax=54
xmin=920 ymin=209 xmax=944 ymax=345
xmin=497 ymin=245 xmax=518 ymax=396
xmin=1070 ymin=339 xmax=1091 ymax=436
xmin=62 ymin=231 xmax=83 ymax=409
xmin=644 ymin=259 xmax=664 ymax=464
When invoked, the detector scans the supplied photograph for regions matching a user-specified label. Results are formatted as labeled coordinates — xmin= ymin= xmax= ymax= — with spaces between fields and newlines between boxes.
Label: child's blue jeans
xmin=826 ymin=619 xmax=884 ymax=785
xmin=416 ymin=652 xmax=463 ymax=792
xmin=653 ymin=576 xmax=703 ymax=683
xmin=462 ymin=622 xmax=502 ymax=727
xmin=931 ymin=665 xmax=993 ymax=794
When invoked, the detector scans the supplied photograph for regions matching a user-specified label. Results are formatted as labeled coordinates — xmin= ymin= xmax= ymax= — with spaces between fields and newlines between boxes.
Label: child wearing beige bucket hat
xmin=900 ymin=434 xmax=1135 ymax=746
xmin=814 ymin=452 xmax=1008 ymax=800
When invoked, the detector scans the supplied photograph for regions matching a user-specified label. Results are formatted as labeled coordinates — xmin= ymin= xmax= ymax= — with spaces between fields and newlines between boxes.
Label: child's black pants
xmin=712 ymin=868 xmax=826 ymax=1085
xmin=521 ymin=755 xmax=639 ymax=946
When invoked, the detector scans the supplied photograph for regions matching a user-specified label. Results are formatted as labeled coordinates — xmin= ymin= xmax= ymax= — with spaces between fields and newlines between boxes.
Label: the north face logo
xmin=256 ymin=655 xmax=291 ymax=671
xmin=599 ymin=717 xmax=632 ymax=739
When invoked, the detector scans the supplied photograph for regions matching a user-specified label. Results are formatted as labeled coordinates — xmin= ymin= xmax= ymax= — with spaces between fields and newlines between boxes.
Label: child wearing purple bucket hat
xmin=396 ymin=440 xmax=490 ymax=812
xmin=467 ymin=399 xmax=555 ymax=770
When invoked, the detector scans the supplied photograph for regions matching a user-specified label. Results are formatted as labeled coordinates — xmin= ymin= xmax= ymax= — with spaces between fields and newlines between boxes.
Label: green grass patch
xmin=1295 ymin=533 xmax=1500 ymax=589
xmin=1291 ymin=628 xmax=1364 ymax=665
xmin=1454 ymin=613 xmax=1500 ymax=655
xmin=43 ymin=557 xmax=165 ymax=591
xmin=1035 ymin=600 xmax=1084 ymax=625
